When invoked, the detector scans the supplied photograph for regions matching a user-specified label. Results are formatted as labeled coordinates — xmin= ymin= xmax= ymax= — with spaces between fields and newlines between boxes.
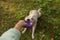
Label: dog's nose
xmin=27 ymin=19 xmax=30 ymax=21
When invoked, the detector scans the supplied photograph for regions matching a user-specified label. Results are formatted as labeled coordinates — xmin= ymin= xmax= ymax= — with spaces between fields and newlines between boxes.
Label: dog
xmin=22 ymin=9 xmax=41 ymax=39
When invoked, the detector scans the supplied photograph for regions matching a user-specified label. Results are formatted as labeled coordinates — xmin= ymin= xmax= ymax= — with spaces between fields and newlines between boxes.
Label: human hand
xmin=14 ymin=20 xmax=27 ymax=31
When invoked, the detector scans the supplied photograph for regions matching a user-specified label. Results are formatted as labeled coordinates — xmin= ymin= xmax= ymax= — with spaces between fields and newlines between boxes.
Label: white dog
xmin=22 ymin=9 xmax=41 ymax=39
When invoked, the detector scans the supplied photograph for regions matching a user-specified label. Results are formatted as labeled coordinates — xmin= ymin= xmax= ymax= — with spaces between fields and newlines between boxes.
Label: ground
xmin=0 ymin=0 xmax=60 ymax=40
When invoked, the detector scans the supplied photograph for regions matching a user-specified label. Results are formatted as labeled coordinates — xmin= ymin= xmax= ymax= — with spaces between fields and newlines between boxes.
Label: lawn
xmin=0 ymin=0 xmax=60 ymax=40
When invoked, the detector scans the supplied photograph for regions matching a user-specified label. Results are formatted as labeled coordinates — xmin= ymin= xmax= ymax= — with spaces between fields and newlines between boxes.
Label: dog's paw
xmin=32 ymin=35 xmax=34 ymax=39
xmin=22 ymin=32 xmax=24 ymax=34
xmin=22 ymin=28 xmax=27 ymax=34
xmin=22 ymin=31 xmax=25 ymax=34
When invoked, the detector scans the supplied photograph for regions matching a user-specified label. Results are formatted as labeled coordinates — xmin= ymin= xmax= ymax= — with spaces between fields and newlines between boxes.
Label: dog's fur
xmin=22 ymin=9 xmax=41 ymax=39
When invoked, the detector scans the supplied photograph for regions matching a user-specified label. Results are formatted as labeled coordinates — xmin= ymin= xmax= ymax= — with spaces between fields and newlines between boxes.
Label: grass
xmin=0 ymin=0 xmax=60 ymax=40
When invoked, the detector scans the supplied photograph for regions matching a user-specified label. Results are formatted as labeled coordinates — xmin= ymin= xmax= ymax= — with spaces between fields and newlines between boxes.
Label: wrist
xmin=14 ymin=25 xmax=22 ymax=31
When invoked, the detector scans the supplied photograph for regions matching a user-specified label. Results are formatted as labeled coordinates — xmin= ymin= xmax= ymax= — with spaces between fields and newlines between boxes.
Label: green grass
xmin=0 ymin=0 xmax=60 ymax=40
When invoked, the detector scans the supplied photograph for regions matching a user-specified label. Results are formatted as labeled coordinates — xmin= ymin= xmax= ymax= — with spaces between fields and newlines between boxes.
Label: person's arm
xmin=1 ymin=28 xmax=21 ymax=40
xmin=0 ymin=20 xmax=26 ymax=40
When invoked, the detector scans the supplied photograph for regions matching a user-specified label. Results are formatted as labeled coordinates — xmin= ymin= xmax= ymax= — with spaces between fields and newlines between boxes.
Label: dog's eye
xmin=31 ymin=18 xmax=33 ymax=20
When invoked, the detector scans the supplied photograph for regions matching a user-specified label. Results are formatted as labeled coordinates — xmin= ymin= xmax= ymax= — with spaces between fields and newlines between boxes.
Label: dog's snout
xmin=27 ymin=19 xmax=30 ymax=21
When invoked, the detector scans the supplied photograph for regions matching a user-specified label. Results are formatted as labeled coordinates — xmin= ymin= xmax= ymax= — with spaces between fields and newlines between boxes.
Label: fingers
xmin=14 ymin=20 xmax=27 ymax=31
xmin=18 ymin=20 xmax=27 ymax=26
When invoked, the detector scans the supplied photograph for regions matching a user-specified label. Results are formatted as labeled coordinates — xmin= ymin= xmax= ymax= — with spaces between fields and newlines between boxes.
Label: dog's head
xmin=29 ymin=9 xmax=41 ymax=17
xmin=25 ymin=9 xmax=41 ymax=22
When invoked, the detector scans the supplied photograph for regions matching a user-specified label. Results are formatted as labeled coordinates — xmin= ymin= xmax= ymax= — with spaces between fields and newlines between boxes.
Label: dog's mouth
xmin=27 ymin=19 xmax=30 ymax=21
xmin=27 ymin=19 xmax=34 ymax=24
xmin=27 ymin=19 xmax=33 ymax=23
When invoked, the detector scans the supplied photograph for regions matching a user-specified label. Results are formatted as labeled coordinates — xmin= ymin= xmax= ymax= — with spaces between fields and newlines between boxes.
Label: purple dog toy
xmin=24 ymin=20 xmax=33 ymax=28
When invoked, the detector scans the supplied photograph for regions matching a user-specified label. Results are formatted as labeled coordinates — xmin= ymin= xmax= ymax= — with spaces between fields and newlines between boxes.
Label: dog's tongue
xmin=24 ymin=20 xmax=33 ymax=28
